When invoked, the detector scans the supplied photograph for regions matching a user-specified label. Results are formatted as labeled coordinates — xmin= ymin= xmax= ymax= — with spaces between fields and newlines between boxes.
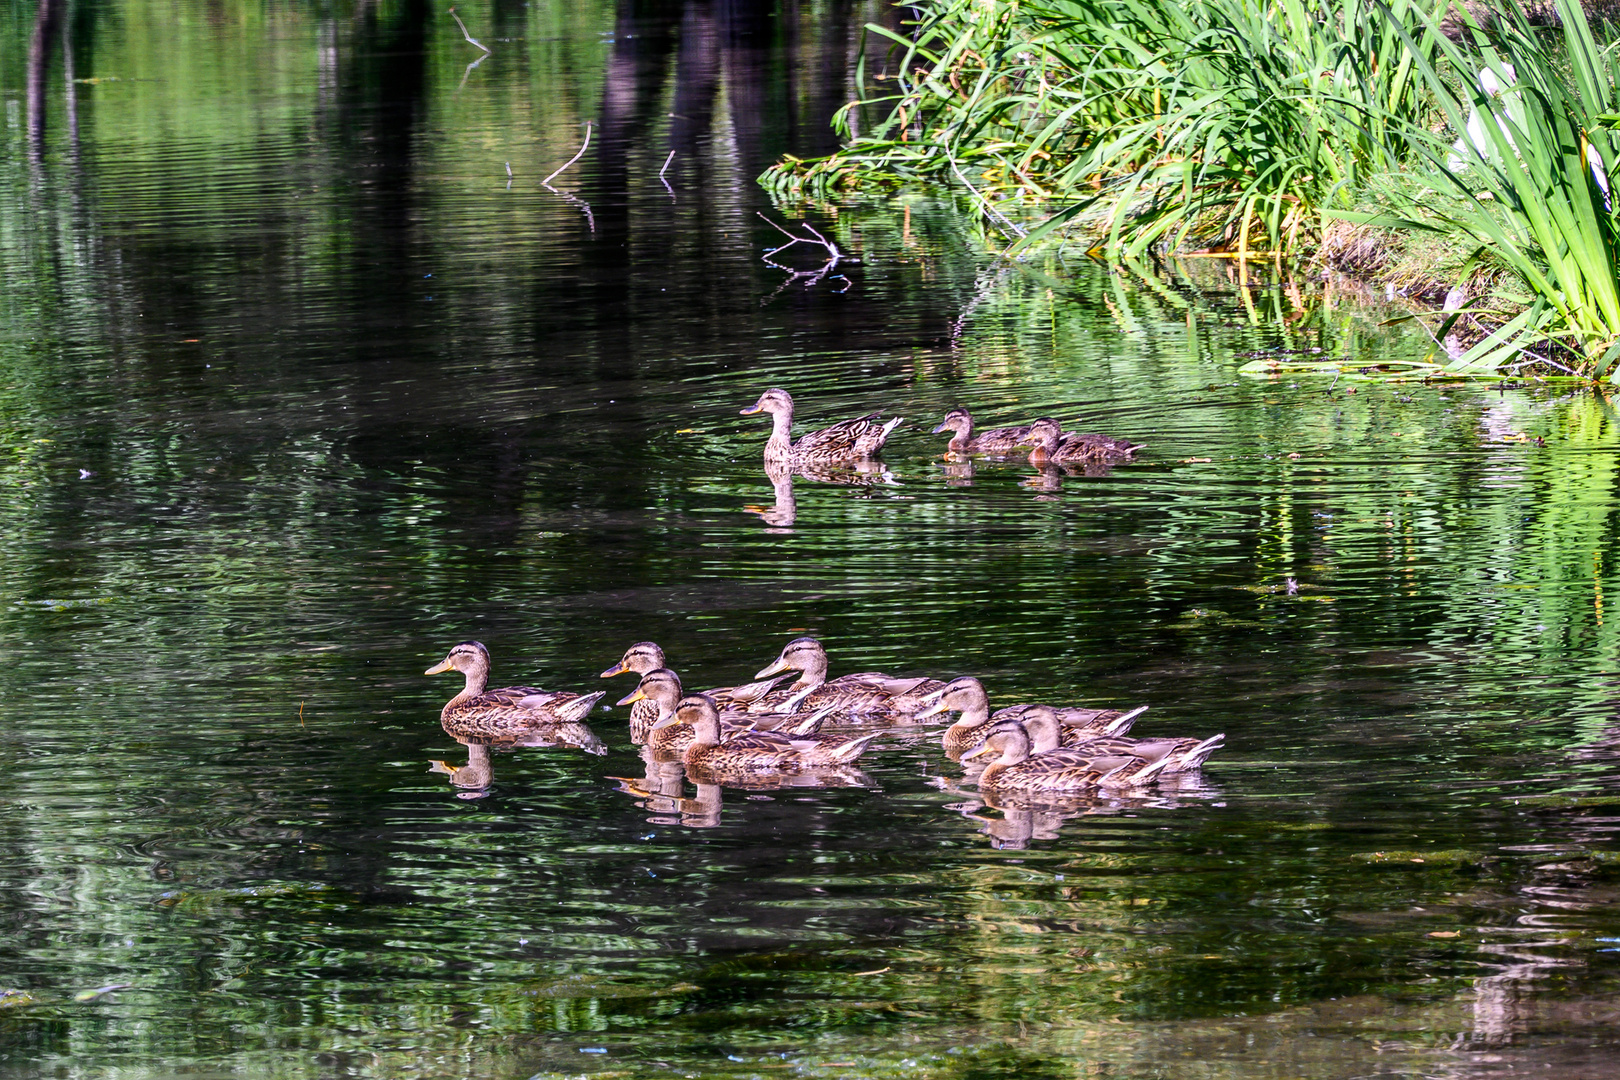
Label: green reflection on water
xmin=3 ymin=0 xmax=1620 ymax=1078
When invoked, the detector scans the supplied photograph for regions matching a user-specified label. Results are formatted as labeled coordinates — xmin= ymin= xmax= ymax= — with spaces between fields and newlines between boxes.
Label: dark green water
xmin=3 ymin=2 xmax=1620 ymax=1078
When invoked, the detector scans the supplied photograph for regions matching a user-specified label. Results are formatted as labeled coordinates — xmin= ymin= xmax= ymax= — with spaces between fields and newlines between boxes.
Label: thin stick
xmin=448 ymin=7 xmax=491 ymax=55
xmin=659 ymin=150 xmax=676 ymax=179
xmin=543 ymin=122 xmax=592 ymax=185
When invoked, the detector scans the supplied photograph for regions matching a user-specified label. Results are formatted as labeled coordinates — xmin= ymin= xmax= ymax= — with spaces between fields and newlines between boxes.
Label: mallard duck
xmin=617 ymin=668 xmax=827 ymax=752
xmin=753 ymin=637 xmax=947 ymax=722
xmin=600 ymin=641 xmax=791 ymax=739
xmin=426 ymin=641 xmax=606 ymax=749
xmin=1023 ymin=417 xmax=1143 ymax=465
xmin=740 ymin=388 xmax=902 ymax=466
xmin=962 ymin=723 xmax=1173 ymax=793
xmin=652 ymin=694 xmax=880 ymax=774
xmin=916 ymin=676 xmax=1145 ymax=755
xmin=1017 ymin=706 xmax=1223 ymax=773
xmin=930 ymin=408 xmax=1035 ymax=456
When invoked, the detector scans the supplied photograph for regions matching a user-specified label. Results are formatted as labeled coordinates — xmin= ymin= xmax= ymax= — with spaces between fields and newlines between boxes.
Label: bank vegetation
xmin=761 ymin=0 xmax=1620 ymax=378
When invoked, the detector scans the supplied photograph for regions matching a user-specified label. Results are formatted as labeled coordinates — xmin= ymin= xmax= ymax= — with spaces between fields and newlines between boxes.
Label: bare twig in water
xmin=449 ymin=7 xmax=492 ymax=55
xmin=756 ymin=213 xmax=849 ymax=302
xmin=947 ymin=152 xmax=1025 ymax=240
xmin=543 ymin=122 xmax=592 ymax=185
xmin=659 ymin=150 xmax=676 ymax=179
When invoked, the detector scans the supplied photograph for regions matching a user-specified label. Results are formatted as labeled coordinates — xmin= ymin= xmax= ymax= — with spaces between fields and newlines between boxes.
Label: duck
xmin=962 ymin=723 xmax=1173 ymax=793
xmin=1016 ymin=707 xmax=1224 ymax=773
xmin=930 ymin=408 xmax=1035 ymax=456
xmin=651 ymin=694 xmax=880 ymax=775
xmin=426 ymin=641 xmax=606 ymax=749
xmin=915 ymin=676 xmax=1145 ymax=755
xmin=740 ymin=388 xmax=902 ymax=466
xmin=752 ymin=637 xmax=947 ymax=722
xmin=617 ymin=668 xmax=827 ymax=752
xmin=600 ymin=641 xmax=791 ymax=740
xmin=1023 ymin=417 xmax=1143 ymax=465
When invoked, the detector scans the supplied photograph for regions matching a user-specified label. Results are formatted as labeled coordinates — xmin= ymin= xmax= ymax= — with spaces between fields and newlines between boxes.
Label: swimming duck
xmin=753 ymin=637 xmax=947 ymax=722
xmin=1023 ymin=417 xmax=1143 ymax=465
xmin=652 ymin=694 xmax=880 ymax=774
xmin=915 ymin=676 xmax=1145 ymax=755
xmin=930 ymin=408 xmax=1035 ymax=456
xmin=426 ymin=641 xmax=606 ymax=749
xmin=600 ymin=641 xmax=791 ymax=739
xmin=1017 ymin=706 xmax=1224 ymax=773
xmin=963 ymin=723 xmax=1172 ymax=793
xmin=617 ymin=668 xmax=827 ymax=752
xmin=740 ymin=388 xmax=902 ymax=466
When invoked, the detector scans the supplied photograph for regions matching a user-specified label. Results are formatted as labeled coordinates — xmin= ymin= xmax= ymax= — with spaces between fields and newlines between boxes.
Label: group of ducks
xmin=425 ymin=637 xmax=1223 ymax=796
xmin=740 ymin=387 xmax=1144 ymax=468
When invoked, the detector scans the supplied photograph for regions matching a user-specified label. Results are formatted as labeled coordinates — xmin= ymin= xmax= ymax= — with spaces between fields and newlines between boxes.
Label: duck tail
xmin=1174 ymin=733 xmax=1224 ymax=771
xmin=1103 ymin=705 xmax=1148 ymax=737
xmin=829 ymin=731 xmax=881 ymax=764
xmin=784 ymin=703 xmax=836 ymax=737
xmin=554 ymin=691 xmax=607 ymax=724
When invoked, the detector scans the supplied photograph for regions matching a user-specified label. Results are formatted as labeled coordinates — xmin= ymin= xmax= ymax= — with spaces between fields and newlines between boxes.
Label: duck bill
xmin=914 ymin=698 xmax=950 ymax=720
xmin=754 ymin=656 xmax=792 ymax=679
xmin=739 ymin=403 xmax=764 ymax=416
xmin=918 ymin=684 xmax=949 ymax=705
xmin=599 ymin=661 xmax=629 ymax=678
xmin=424 ymin=659 xmax=454 ymax=676
xmin=929 ymin=420 xmax=950 ymax=434
xmin=960 ymin=742 xmax=991 ymax=762
xmin=649 ymin=712 xmax=680 ymax=731
xmin=616 ymin=687 xmax=648 ymax=707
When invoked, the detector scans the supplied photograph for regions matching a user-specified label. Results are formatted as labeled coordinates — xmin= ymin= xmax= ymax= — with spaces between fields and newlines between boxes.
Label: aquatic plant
xmin=761 ymin=0 xmax=1442 ymax=256
xmin=1337 ymin=0 xmax=1620 ymax=377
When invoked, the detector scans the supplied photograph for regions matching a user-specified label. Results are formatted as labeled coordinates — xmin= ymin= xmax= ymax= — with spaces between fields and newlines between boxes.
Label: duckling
xmin=930 ymin=408 xmax=1035 ymax=456
xmin=652 ymin=694 xmax=880 ymax=774
xmin=753 ymin=637 xmax=946 ymax=721
xmin=740 ymin=388 xmax=902 ymax=466
xmin=426 ymin=641 xmax=606 ymax=750
xmin=1023 ymin=417 xmax=1143 ymax=465
xmin=915 ymin=676 xmax=1145 ymax=755
xmin=617 ymin=668 xmax=827 ymax=752
xmin=1018 ymin=706 xmax=1223 ymax=773
xmin=963 ymin=723 xmax=1173 ymax=793
xmin=600 ymin=641 xmax=791 ymax=738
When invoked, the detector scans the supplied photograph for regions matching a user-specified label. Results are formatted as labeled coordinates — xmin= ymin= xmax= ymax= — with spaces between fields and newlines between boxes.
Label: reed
xmin=1340 ymin=0 xmax=1620 ymax=376
xmin=761 ymin=0 xmax=1442 ymax=256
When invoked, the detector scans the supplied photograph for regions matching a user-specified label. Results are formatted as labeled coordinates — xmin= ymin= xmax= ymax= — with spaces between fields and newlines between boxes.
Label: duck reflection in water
xmin=745 ymin=459 xmax=898 ymax=530
xmin=428 ymin=741 xmax=495 ymax=798
xmin=611 ymin=745 xmax=872 ymax=829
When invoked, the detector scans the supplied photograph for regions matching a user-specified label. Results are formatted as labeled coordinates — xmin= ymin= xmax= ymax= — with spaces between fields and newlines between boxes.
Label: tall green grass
xmin=762 ymin=0 xmax=1444 ymax=255
xmin=1341 ymin=0 xmax=1620 ymax=376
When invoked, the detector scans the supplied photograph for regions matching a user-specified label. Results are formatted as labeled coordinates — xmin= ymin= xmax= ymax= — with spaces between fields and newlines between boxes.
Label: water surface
xmin=2 ymin=2 xmax=1619 ymax=1078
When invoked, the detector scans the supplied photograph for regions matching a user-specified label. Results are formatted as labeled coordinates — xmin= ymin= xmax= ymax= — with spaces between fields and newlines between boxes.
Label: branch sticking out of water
xmin=543 ymin=122 xmax=592 ymax=186
xmin=757 ymin=213 xmax=850 ymax=300
xmin=659 ymin=151 xmax=676 ymax=179
xmin=448 ymin=7 xmax=491 ymax=55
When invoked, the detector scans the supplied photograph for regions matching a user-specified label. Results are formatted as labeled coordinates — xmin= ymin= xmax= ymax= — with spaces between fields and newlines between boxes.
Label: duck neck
xmin=764 ymin=408 xmax=796 ymax=459
xmin=451 ymin=661 xmax=489 ymax=705
xmin=949 ymin=700 xmax=991 ymax=731
xmin=789 ymin=654 xmax=828 ymax=692
xmin=687 ymin=710 xmax=722 ymax=749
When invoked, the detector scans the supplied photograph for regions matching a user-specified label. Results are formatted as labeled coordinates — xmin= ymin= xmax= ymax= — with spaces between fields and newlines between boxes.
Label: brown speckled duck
xmin=652 ymin=694 xmax=880 ymax=775
xmin=963 ymin=723 xmax=1172 ymax=793
xmin=1016 ymin=707 xmax=1223 ymax=774
xmin=916 ymin=676 xmax=1145 ymax=755
xmin=740 ymin=388 xmax=902 ymax=466
xmin=618 ymin=668 xmax=826 ymax=752
xmin=930 ymin=408 xmax=1035 ymax=456
xmin=426 ymin=641 xmax=606 ymax=751
xmin=1024 ymin=417 xmax=1143 ymax=465
xmin=753 ymin=637 xmax=947 ymax=722
xmin=600 ymin=641 xmax=790 ymax=741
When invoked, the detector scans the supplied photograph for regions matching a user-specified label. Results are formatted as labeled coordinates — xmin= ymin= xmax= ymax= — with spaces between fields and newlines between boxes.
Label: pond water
xmin=3 ymin=1 xmax=1620 ymax=1078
